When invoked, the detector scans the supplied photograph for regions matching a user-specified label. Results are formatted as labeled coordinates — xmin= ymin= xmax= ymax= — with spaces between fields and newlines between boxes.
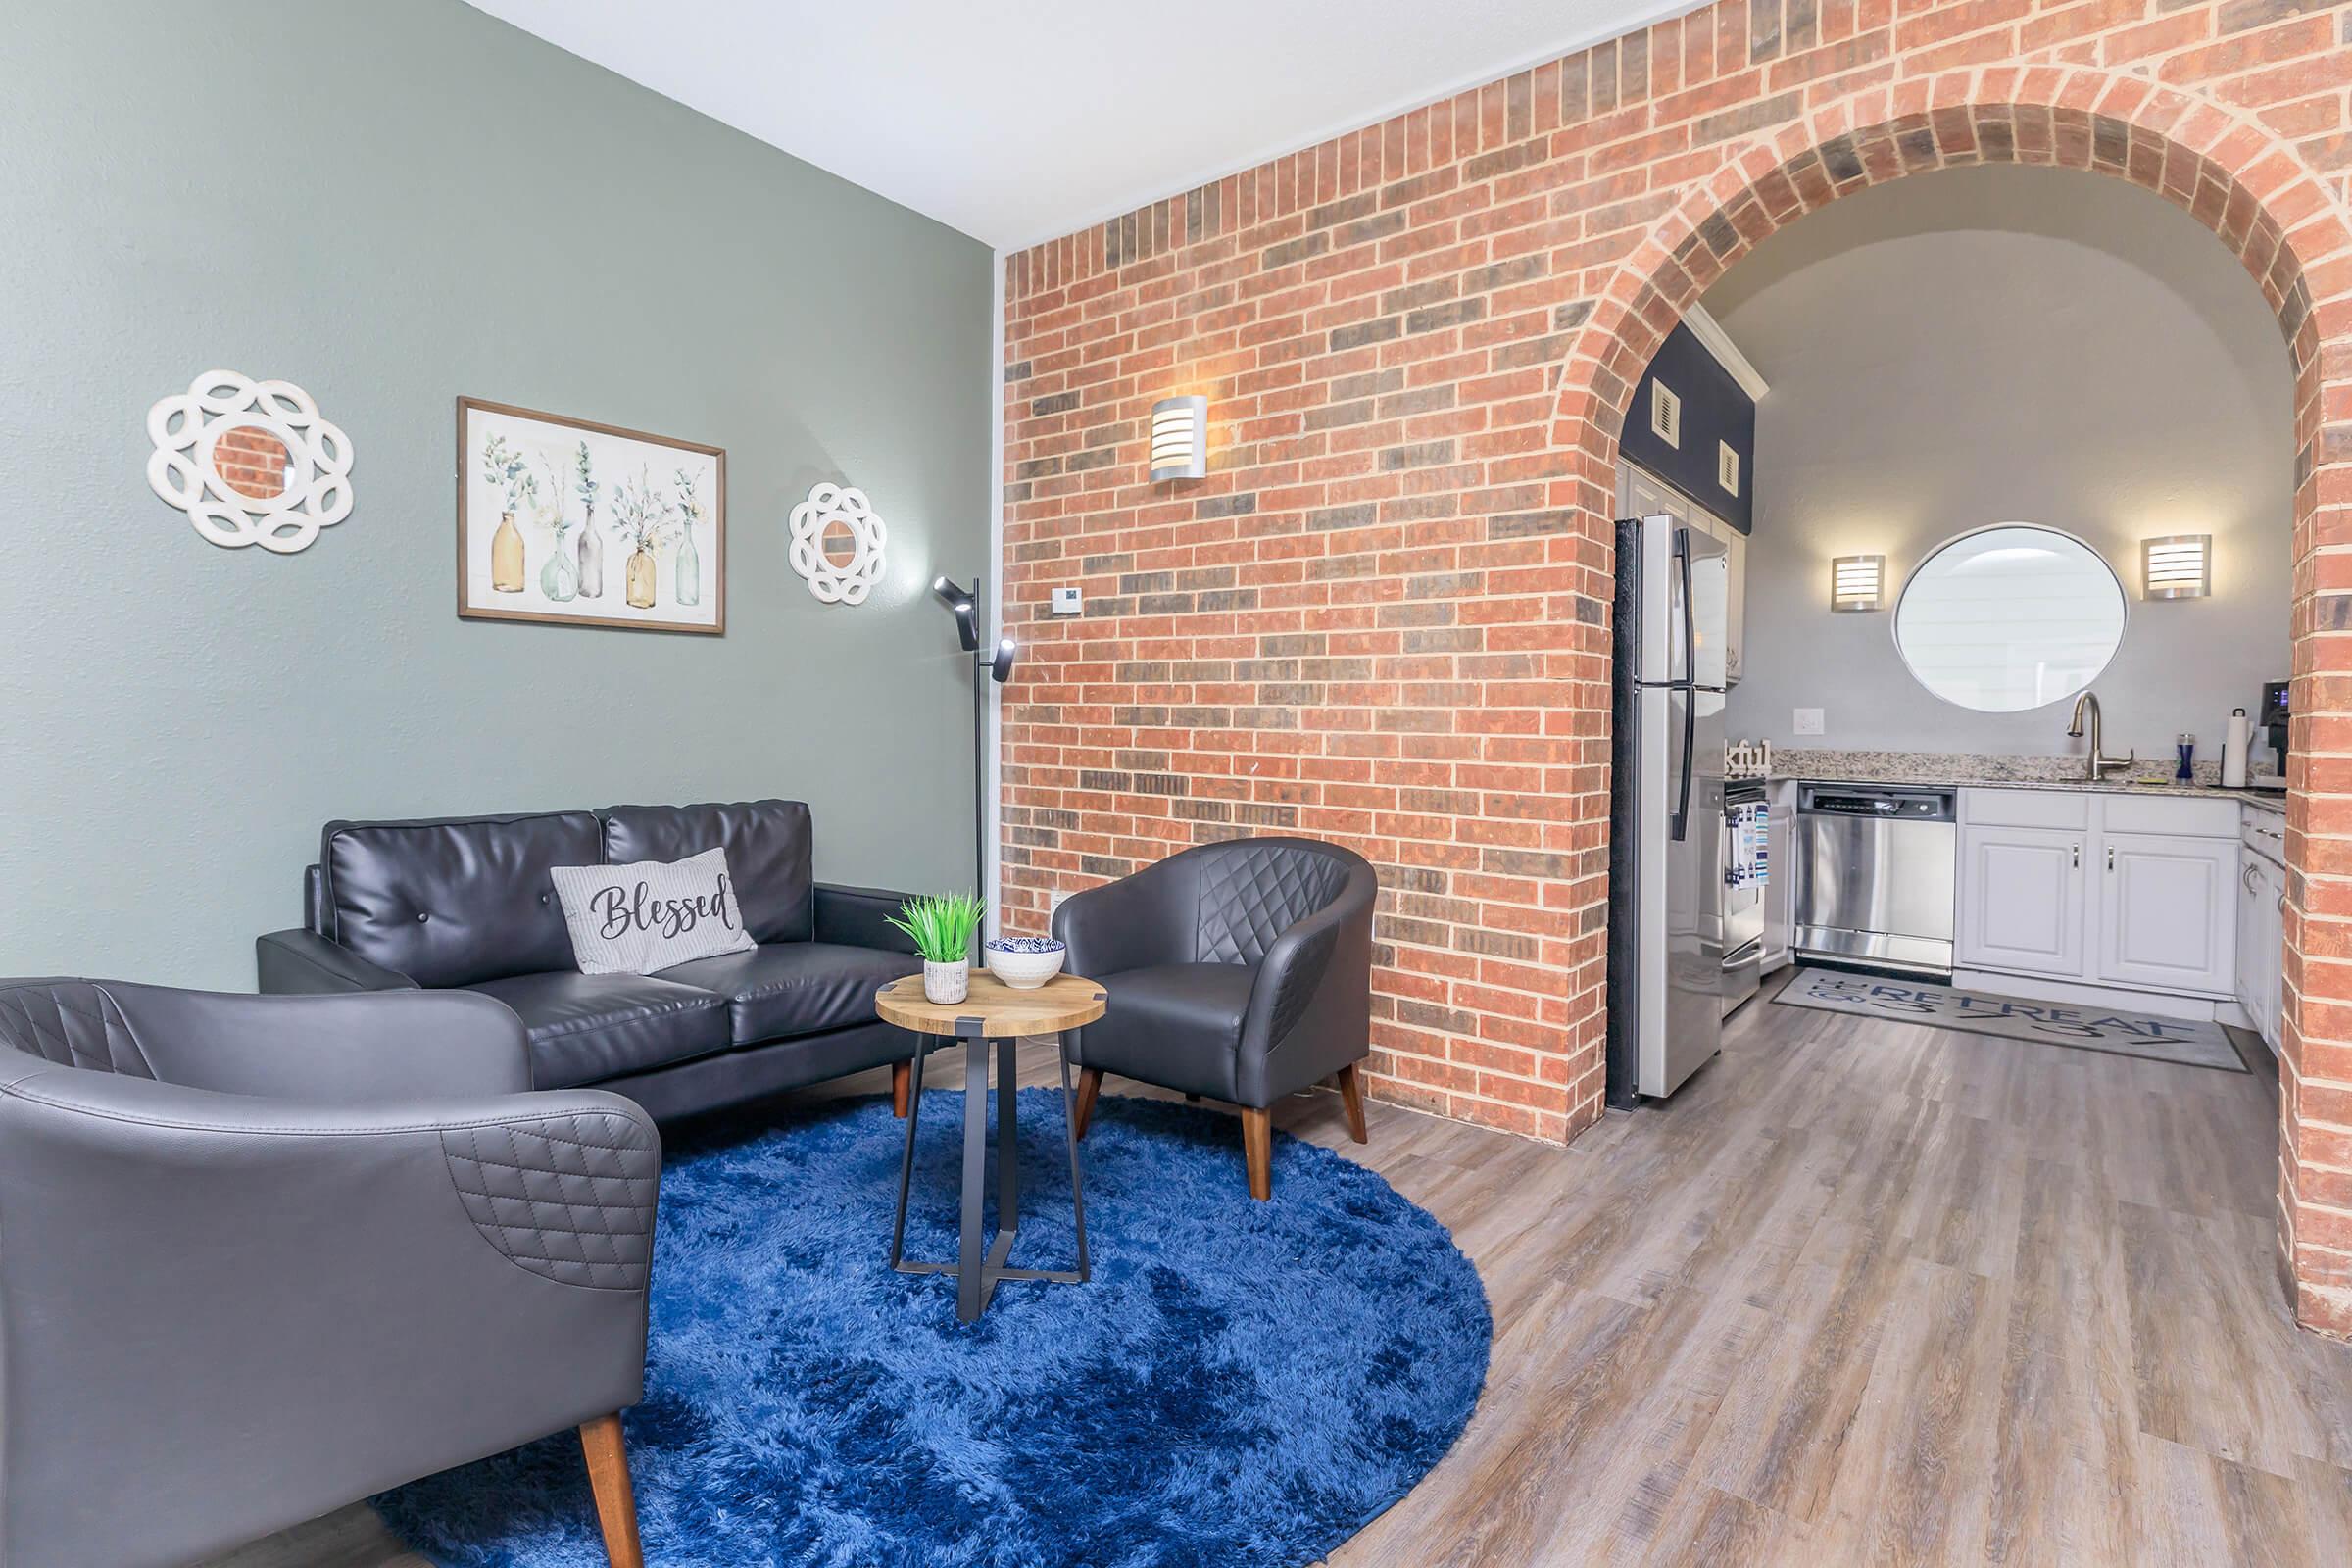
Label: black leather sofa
xmin=257 ymin=801 xmax=924 ymax=1121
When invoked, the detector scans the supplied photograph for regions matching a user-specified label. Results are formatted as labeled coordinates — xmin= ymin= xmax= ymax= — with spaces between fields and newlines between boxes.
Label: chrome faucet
xmin=2066 ymin=692 xmax=2137 ymax=780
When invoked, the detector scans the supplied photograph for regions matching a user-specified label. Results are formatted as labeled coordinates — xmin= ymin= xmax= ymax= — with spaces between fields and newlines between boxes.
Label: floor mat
xmin=1772 ymin=966 xmax=2247 ymax=1072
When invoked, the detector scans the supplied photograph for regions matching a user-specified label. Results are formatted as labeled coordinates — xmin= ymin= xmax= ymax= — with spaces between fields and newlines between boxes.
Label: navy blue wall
xmin=1622 ymin=322 xmax=1756 ymax=534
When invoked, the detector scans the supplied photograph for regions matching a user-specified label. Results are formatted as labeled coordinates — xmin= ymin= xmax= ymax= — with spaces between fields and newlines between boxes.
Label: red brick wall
xmin=1000 ymin=0 xmax=2352 ymax=1334
xmin=213 ymin=424 xmax=293 ymax=500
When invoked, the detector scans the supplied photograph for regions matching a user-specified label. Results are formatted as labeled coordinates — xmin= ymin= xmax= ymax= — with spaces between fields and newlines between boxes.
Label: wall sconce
xmin=1831 ymin=555 xmax=1885 ymax=612
xmin=2142 ymin=534 xmax=2211 ymax=599
xmin=1150 ymin=395 xmax=1207 ymax=481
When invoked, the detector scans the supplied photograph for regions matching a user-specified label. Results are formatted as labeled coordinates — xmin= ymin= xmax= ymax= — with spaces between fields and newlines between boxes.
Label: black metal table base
xmin=888 ymin=1021 xmax=1090 ymax=1323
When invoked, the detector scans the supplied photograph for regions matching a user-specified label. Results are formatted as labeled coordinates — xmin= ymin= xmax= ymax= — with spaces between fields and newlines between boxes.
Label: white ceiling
xmin=466 ymin=0 xmax=1691 ymax=250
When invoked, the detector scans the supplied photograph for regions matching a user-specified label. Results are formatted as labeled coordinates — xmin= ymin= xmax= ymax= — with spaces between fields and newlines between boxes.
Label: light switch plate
xmin=1051 ymin=586 xmax=1083 ymax=615
xmin=1792 ymin=708 xmax=1824 ymax=736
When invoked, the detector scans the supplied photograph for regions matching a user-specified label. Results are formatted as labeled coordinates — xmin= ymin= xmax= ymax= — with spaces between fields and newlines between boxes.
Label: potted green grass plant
xmin=888 ymin=893 xmax=986 ymax=1004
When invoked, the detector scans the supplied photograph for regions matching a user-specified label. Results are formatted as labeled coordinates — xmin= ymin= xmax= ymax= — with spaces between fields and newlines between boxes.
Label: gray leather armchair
xmin=1051 ymin=837 xmax=1377 ymax=1198
xmin=0 ymin=978 xmax=659 ymax=1568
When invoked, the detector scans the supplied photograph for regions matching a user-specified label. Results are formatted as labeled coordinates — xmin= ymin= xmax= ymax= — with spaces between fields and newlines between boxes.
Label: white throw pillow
xmin=549 ymin=847 xmax=758 ymax=976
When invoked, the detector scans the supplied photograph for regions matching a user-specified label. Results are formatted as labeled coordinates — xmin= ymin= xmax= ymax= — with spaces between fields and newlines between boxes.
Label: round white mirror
xmin=1891 ymin=524 xmax=2127 ymax=712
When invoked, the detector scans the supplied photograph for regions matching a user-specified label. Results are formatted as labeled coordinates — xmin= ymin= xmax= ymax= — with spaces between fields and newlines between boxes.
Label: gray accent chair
xmin=0 ymin=977 xmax=659 ymax=1568
xmin=1051 ymin=837 xmax=1377 ymax=1198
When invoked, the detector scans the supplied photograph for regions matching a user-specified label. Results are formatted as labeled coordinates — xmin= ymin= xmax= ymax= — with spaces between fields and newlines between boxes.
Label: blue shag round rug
xmin=376 ymin=1088 xmax=1491 ymax=1568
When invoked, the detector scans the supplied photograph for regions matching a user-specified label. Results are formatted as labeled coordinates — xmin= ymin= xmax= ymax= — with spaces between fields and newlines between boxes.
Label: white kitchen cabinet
xmin=2234 ymin=854 xmax=2265 ymax=1031
xmin=2260 ymin=861 xmax=2285 ymax=1053
xmin=2093 ymin=832 xmax=2236 ymax=997
xmin=2236 ymin=837 xmax=2286 ymax=1054
xmin=1954 ymin=788 xmax=2241 ymax=1004
xmin=1957 ymin=824 xmax=2085 ymax=978
xmin=2230 ymin=817 xmax=2285 ymax=1048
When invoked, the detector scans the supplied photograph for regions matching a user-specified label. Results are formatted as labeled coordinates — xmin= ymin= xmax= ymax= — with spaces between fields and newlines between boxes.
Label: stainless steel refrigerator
xmin=1606 ymin=513 xmax=1729 ymax=1106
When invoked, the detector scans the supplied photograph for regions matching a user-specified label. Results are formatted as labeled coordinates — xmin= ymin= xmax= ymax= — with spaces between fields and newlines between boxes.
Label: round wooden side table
xmin=874 ymin=971 xmax=1105 ymax=1323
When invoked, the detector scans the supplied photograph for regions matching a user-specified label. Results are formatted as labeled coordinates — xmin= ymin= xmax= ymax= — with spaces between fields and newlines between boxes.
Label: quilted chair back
xmin=0 ymin=980 xmax=154 ymax=1078
xmin=1193 ymin=839 xmax=1357 ymax=966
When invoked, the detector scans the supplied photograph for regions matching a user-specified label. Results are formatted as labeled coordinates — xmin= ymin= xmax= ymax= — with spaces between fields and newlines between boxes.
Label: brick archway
xmin=1551 ymin=66 xmax=2352 ymax=1336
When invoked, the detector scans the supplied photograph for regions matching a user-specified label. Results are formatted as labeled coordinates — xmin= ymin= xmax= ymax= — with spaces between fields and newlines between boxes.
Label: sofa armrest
xmin=0 ymin=1069 xmax=655 ymax=1568
xmin=257 ymin=928 xmax=418 ymax=995
xmin=813 ymin=882 xmax=920 ymax=955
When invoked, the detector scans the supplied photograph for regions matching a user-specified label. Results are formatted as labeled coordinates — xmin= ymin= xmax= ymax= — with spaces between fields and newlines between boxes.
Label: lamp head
xmin=932 ymin=575 xmax=979 ymax=651
xmin=989 ymin=635 xmax=1017 ymax=684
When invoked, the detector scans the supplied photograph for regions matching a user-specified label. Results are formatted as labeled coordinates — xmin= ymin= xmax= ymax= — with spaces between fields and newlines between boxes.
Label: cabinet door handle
xmin=2107 ymin=846 xmax=2116 ymax=872
xmin=2072 ymin=843 xmax=2080 ymax=868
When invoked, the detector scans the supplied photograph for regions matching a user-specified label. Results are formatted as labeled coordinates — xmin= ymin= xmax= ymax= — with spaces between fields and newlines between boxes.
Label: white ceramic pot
xmin=922 ymin=958 xmax=970 ymax=1005
xmin=984 ymin=939 xmax=1067 ymax=990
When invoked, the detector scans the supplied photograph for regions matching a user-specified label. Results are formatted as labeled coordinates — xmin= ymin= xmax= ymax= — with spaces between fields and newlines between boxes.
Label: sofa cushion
xmin=1076 ymin=963 xmax=1256 ymax=1102
xmin=466 ymin=970 xmax=731 ymax=1089
xmin=601 ymin=802 xmax=813 ymax=945
xmin=658 ymin=942 xmax=920 ymax=1046
xmin=322 ymin=812 xmax=603 ymax=989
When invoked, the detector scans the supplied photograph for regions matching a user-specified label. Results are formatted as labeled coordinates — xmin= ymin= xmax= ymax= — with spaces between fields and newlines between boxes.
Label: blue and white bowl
xmin=985 ymin=936 xmax=1066 ymax=990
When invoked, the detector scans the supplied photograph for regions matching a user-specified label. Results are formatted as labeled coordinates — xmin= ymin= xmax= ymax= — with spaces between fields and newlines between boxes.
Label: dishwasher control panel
xmin=1796 ymin=785 xmax=1957 ymax=822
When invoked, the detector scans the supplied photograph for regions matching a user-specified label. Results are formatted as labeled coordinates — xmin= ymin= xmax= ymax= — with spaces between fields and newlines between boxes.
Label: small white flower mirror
xmin=787 ymin=482 xmax=887 ymax=604
xmin=147 ymin=370 xmax=355 ymax=554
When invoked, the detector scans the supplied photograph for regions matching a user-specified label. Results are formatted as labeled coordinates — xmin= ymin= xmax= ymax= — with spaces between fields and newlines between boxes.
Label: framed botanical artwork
xmin=456 ymin=397 xmax=724 ymax=634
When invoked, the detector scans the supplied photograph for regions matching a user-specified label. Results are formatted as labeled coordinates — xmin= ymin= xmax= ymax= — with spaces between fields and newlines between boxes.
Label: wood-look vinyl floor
xmin=211 ymin=971 xmax=2352 ymax=1567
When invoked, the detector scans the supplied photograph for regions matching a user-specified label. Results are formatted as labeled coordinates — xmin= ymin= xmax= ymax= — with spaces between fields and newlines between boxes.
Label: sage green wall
xmin=0 ymin=2 xmax=993 ymax=987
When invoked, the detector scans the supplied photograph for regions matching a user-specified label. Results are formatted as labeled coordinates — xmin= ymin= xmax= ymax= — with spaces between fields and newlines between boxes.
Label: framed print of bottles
xmin=457 ymin=396 xmax=723 ymax=635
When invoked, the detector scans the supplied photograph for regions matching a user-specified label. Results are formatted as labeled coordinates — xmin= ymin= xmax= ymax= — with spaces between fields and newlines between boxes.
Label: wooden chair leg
xmin=1073 ymin=1067 xmax=1103 ymax=1138
xmin=1241 ymin=1106 xmax=1273 ymax=1200
xmin=578 ymin=1412 xmax=645 ymax=1568
xmin=891 ymin=1059 xmax=911 ymax=1118
xmin=1336 ymin=1063 xmax=1369 ymax=1144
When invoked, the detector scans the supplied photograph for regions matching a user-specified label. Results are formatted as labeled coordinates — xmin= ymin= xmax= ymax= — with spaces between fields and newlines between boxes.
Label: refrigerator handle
xmin=1669 ymin=527 xmax=1695 ymax=842
xmin=1671 ymin=684 xmax=1694 ymax=843
xmin=1674 ymin=525 xmax=1695 ymax=691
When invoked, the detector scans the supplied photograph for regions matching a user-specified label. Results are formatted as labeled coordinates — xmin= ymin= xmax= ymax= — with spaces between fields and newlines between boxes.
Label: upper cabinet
xmin=1621 ymin=306 xmax=1763 ymax=686
xmin=1621 ymin=308 xmax=1763 ymax=537
xmin=1621 ymin=464 xmax=1746 ymax=686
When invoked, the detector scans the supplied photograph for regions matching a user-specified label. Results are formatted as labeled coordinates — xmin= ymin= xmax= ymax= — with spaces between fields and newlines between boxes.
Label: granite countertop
xmin=1762 ymin=749 xmax=2288 ymax=815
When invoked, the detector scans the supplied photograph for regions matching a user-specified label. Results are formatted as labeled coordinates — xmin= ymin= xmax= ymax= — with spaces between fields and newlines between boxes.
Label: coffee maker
xmin=2260 ymin=679 xmax=2290 ymax=783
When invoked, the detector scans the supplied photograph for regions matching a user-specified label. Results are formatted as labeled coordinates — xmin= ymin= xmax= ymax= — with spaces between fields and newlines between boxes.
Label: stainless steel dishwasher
xmin=1792 ymin=784 xmax=1957 ymax=976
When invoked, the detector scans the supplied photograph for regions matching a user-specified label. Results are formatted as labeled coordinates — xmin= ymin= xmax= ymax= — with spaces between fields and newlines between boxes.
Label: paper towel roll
xmin=2223 ymin=708 xmax=2251 ymax=789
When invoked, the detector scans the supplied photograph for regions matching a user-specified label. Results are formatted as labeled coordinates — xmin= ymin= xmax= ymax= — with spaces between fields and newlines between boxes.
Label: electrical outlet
xmin=1051 ymin=586 xmax=1082 ymax=615
xmin=1048 ymin=889 xmax=1071 ymax=916
xmin=1792 ymin=708 xmax=1825 ymax=737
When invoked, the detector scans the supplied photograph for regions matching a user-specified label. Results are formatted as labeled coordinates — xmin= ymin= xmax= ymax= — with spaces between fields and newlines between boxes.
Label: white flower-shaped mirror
xmin=147 ymin=370 xmax=355 ymax=554
xmin=787 ymin=482 xmax=887 ymax=605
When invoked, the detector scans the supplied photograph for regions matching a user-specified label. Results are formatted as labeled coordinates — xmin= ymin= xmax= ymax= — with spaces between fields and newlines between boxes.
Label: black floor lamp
xmin=933 ymin=575 xmax=1015 ymax=911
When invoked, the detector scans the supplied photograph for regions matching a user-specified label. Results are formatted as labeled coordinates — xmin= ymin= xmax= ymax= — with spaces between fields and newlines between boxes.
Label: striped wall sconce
xmin=1830 ymin=555 xmax=1885 ymax=612
xmin=1150 ymin=395 xmax=1208 ymax=481
xmin=2142 ymin=534 xmax=2211 ymax=599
